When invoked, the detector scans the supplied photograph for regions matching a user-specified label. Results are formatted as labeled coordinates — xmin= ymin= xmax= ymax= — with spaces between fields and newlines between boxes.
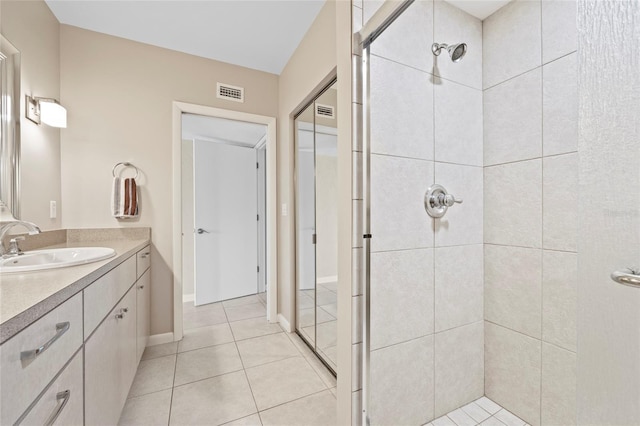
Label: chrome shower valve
xmin=425 ymin=184 xmax=462 ymax=218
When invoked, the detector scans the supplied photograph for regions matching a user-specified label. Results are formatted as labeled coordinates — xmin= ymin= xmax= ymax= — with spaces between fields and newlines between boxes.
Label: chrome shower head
xmin=432 ymin=42 xmax=467 ymax=63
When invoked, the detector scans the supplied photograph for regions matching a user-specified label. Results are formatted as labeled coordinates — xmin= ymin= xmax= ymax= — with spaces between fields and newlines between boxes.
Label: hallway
xmin=119 ymin=295 xmax=337 ymax=425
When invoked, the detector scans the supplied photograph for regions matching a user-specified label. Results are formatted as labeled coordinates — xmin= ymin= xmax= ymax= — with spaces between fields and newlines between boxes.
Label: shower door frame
xmin=355 ymin=1 xmax=417 ymax=424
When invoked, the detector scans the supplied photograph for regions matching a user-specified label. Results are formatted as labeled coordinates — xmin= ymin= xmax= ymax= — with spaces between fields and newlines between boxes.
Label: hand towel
xmin=111 ymin=176 xmax=139 ymax=218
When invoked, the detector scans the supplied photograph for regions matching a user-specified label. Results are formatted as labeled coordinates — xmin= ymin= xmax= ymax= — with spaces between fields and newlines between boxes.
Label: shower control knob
xmin=425 ymin=184 xmax=463 ymax=218
xmin=443 ymin=193 xmax=463 ymax=207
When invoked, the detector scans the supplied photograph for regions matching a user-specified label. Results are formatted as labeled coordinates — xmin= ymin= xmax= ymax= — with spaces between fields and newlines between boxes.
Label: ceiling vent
xmin=217 ymin=83 xmax=244 ymax=103
xmin=315 ymin=103 xmax=335 ymax=119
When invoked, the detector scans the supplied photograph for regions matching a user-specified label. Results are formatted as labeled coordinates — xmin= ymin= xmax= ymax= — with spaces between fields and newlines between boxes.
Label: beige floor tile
xmin=183 ymin=303 xmax=228 ymax=329
xmin=223 ymin=294 xmax=262 ymax=308
xmin=297 ymin=307 xmax=334 ymax=328
xmin=178 ymin=323 xmax=234 ymax=353
xmin=141 ymin=342 xmax=178 ymax=361
xmin=174 ymin=342 xmax=244 ymax=386
xmin=230 ymin=317 xmax=283 ymax=341
xmin=170 ymin=371 xmax=257 ymax=425
xmin=296 ymin=292 xmax=315 ymax=309
xmin=221 ymin=414 xmax=263 ymax=426
xmin=183 ymin=300 xmax=221 ymax=314
xmin=128 ymin=355 xmax=176 ymax=398
xmin=316 ymin=290 xmax=337 ymax=306
xmin=285 ymin=332 xmax=337 ymax=388
xmin=259 ymin=390 xmax=337 ymax=426
xmin=236 ymin=333 xmax=299 ymax=368
xmin=257 ymin=292 xmax=267 ymax=303
xmin=245 ymin=356 xmax=326 ymax=411
xmin=118 ymin=389 xmax=172 ymax=426
xmin=315 ymin=320 xmax=337 ymax=349
xmin=225 ymin=302 xmax=266 ymax=322
xmin=320 ymin=303 xmax=337 ymax=317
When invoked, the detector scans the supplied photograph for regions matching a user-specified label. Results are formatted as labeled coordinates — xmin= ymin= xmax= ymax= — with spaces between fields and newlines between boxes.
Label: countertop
xmin=0 ymin=234 xmax=150 ymax=345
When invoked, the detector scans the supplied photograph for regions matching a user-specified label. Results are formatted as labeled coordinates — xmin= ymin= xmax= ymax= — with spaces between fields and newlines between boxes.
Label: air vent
xmin=217 ymin=83 xmax=244 ymax=103
xmin=315 ymin=103 xmax=335 ymax=119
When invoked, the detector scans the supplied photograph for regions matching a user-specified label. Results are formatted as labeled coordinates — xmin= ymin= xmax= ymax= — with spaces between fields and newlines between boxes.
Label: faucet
xmin=0 ymin=221 xmax=41 ymax=257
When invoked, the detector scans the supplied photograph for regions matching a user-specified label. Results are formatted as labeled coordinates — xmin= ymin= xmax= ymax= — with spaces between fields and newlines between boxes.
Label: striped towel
xmin=111 ymin=177 xmax=139 ymax=218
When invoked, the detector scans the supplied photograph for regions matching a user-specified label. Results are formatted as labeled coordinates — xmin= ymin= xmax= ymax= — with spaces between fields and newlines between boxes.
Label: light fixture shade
xmin=39 ymin=100 xmax=67 ymax=128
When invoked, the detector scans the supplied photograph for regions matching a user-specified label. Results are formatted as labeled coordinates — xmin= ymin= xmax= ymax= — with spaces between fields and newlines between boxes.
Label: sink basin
xmin=0 ymin=247 xmax=116 ymax=273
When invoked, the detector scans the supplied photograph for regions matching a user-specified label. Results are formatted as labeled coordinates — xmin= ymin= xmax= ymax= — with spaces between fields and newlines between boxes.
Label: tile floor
xmin=119 ymin=293 xmax=337 ymax=426
xmin=427 ymin=397 xmax=530 ymax=426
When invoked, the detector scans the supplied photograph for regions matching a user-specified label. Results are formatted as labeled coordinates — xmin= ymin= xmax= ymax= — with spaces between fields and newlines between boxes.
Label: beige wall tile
xmin=543 ymin=153 xmax=578 ymax=252
xmin=370 ymin=249 xmax=434 ymax=349
xmin=543 ymin=53 xmax=578 ymax=156
xmin=541 ymin=343 xmax=576 ymax=426
xmin=485 ymin=245 xmax=542 ymax=339
xmin=541 ymin=0 xmax=577 ymax=63
xmin=542 ymin=251 xmax=577 ymax=352
xmin=483 ymin=0 xmax=541 ymax=88
xmin=435 ymin=245 xmax=484 ymax=332
xmin=370 ymin=336 xmax=435 ymax=425
xmin=485 ymin=322 xmax=541 ymax=426
xmin=484 ymin=69 xmax=542 ymax=166
xmin=485 ymin=159 xmax=542 ymax=248
xmin=435 ymin=321 xmax=484 ymax=417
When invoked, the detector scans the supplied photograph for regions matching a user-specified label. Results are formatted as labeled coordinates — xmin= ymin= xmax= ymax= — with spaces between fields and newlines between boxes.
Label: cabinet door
xmin=85 ymin=287 xmax=137 ymax=426
xmin=136 ymin=270 xmax=151 ymax=361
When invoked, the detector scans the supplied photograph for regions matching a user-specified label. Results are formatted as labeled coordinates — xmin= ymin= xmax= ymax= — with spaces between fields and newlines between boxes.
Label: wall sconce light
xmin=25 ymin=95 xmax=67 ymax=128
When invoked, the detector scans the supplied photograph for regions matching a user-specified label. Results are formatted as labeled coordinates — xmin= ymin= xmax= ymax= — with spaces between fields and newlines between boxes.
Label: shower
xmin=431 ymin=42 xmax=467 ymax=62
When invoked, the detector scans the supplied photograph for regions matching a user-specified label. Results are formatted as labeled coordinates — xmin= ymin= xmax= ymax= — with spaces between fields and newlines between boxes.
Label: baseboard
xmin=147 ymin=332 xmax=175 ymax=347
xmin=183 ymin=293 xmax=194 ymax=303
xmin=278 ymin=313 xmax=293 ymax=333
xmin=317 ymin=275 xmax=338 ymax=284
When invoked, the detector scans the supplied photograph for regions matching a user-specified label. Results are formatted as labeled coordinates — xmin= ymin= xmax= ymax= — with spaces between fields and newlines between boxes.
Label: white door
xmin=257 ymin=147 xmax=267 ymax=294
xmin=577 ymin=1 xmax=640 ymax=424
xmin=194 ymin=140 xmax=258 ymax=305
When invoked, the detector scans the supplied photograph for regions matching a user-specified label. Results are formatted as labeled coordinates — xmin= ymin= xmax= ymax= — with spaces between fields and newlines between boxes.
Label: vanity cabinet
xmin=85 ymin=286 xmax=137 ymax=426
xmin=0 ymin=243 xmax=152 ymax=425
xmin=0 ymin=293 xmax=83 ymax=425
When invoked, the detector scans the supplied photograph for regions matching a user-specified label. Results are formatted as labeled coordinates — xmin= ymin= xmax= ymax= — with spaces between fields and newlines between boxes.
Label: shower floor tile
xmin=426 ymin=397 xmax=529 ymax=426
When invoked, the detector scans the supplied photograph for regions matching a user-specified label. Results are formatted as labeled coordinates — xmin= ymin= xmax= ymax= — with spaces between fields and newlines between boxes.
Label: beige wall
xmin=59 ymin=25 xmax=279 ymax=334
xmin=277 ymin=0 xmax=337 ymax=326
xmin=1 ymin=0 xmax=62 ymax=230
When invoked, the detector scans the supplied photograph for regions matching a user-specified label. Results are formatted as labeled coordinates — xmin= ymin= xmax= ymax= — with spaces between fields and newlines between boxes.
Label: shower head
xmin=432 ymin=42 xmax=467 ymax=63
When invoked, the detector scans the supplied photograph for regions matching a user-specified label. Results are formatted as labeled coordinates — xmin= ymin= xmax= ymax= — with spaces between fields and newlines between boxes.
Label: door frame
xmin=172 ymin=101 xmax=278 ymax=341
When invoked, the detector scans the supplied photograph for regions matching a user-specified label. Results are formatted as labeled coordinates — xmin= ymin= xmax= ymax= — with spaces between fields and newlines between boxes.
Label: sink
xmin=0 ymin=247 xmax=117 ymax=273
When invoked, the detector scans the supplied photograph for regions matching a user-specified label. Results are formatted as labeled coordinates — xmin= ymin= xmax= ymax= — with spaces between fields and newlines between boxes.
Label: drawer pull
xmin=140 ymin=252 xmax=150 ymax=258
xmin=20 ymin=322 xmax=70 ymax=363
xmin=44 ymin=390 xmax=71 ymax=426
xmin=138 ymin=285 xmax=145 ymax=289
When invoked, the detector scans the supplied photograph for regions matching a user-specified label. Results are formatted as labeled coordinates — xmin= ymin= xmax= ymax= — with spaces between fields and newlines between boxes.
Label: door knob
xmin=196 ymin=228 xmax=211 ymax=234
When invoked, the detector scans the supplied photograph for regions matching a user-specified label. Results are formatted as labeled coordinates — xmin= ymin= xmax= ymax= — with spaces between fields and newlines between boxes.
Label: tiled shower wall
xmin=482 ymin=1 xmax=578 ymax=426
xmin=357 ymin=1 xmax=485 ymax=424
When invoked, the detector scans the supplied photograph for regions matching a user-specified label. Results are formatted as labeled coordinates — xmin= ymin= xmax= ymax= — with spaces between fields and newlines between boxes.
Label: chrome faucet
xmin=0 ymin=221 xmax=41 ymax=257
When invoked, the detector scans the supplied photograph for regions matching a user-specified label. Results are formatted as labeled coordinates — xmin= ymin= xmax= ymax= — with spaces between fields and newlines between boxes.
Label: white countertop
xmin=0 ymin=237 xmax=149 ymax=344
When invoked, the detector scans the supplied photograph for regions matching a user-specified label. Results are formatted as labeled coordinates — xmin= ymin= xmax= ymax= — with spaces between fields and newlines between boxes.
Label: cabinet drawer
xmin=0 ymin=293 xmax=83 ymax=425
xmin=136 ymin=245 xmax=151 ymax=279
xmin=18 ymin=350 xmax=84 ymax=426
xmin=84 ymin=255 xmax=136 ymax=339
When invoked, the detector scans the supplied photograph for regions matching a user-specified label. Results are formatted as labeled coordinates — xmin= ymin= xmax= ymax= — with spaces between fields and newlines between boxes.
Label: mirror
xmin=0 ymin=36 xmax=21 ymax=220
xmin=295 ymin=79 xmax=338 ymax=373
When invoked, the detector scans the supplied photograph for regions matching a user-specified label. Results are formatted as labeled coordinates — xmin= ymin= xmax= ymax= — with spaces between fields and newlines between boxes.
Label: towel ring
xmin=112 ymin=162 xmax=139 ymax=179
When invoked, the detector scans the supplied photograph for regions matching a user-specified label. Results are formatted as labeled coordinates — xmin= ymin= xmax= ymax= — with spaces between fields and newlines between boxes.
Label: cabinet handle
xmin=115 ymin=313 xmax=124 ymax=319
xmin=138 ymin=285 xmax=145 ymax=289
xmin=140 ymin=252 xmax=150 ymax=258
xmin=122 ymin=307 xmax=129 ymax=313
xmin=20 ymin=322 xmax=70 ymax=363
xmin=44 ymin=390 xmax=71 ymax=426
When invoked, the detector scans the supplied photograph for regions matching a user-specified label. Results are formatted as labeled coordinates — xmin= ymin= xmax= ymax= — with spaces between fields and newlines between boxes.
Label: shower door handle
xmin=611 ymin=268 xmax=640 ymax=288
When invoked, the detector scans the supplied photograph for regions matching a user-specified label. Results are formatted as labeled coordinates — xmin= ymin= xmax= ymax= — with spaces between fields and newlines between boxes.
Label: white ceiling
xmin=444 ymin=0 xmax=512 ymax=20
xmin=182 ymin=114 xmax=266 ymax=148
xmin=45 ymin=0 xmax=326 ymax=75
